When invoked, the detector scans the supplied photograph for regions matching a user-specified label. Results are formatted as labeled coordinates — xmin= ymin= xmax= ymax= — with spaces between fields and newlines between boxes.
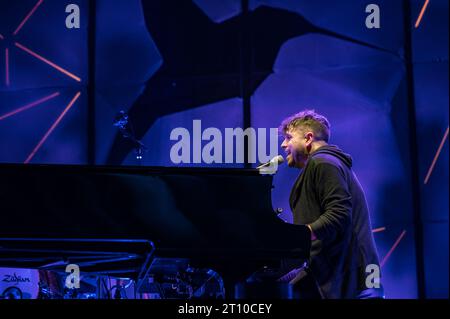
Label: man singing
xmin=279 ymin=110 xmax=384 ymax=299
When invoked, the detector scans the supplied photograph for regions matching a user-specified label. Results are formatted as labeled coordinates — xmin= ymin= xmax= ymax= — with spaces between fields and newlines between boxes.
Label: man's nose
xmin=281 ymin=139 xmax=287 ymax=149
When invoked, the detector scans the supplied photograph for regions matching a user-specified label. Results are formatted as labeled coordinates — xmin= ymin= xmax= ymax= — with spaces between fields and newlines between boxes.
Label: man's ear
xmin=305 ymin=131 xmax=314 ymax=144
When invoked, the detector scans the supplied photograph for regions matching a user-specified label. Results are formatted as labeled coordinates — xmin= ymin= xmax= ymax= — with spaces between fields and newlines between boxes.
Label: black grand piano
xmin=0 ymin=164 xmax=310 ymax=299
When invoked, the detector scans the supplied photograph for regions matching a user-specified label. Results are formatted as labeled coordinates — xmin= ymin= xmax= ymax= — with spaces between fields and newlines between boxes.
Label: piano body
xmin=0 ymin=164 xmax=310 ymax=298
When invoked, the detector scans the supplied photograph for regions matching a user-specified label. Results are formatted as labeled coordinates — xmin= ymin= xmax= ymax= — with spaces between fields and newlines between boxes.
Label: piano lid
xmin=0 ymin=164 xmax=310 ymax=260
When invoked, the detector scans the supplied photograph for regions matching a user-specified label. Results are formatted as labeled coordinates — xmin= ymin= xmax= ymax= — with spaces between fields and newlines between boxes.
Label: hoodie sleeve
xmin=308 ymin=162 xmax=352 ymax=243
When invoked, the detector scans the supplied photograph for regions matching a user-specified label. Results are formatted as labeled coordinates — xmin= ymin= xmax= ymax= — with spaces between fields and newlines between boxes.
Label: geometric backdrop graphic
xmin=0 ymin=0 xmax=87 ymax=164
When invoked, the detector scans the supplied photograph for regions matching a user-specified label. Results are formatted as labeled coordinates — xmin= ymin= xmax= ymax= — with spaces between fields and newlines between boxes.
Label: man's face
xmin=281 ymin=128 xmax=311 ymax=168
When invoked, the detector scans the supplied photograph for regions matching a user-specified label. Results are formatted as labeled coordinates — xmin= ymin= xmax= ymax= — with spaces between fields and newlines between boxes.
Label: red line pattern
xmin=15 ymin=42 xmax=81 ymax=82
xmin=24 ymin=92 xmax=81 ymax=164
xmin=1 ymin=2 xmax=84 ymax=164
xmin=372 ymin=227 xmax=386 ymax=233
xmin=415 ymin=0 xmax=430 ymax=28
xmin=0 ymin=92 xmax=60 ymax=121
xmin=5 ymin=48 xmax=10 ymax=86
xmin=424 ymin=127 xmax=449 ymax=184
xmin=13 ymin=0 xmax=44 ymax=35
xmin=381 ymin=230 xmax=407 ymax=267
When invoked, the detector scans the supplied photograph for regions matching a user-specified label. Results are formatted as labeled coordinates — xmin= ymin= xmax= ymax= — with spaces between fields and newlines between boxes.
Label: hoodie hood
xmin=310 ymin=144 xmax=353 ymax=168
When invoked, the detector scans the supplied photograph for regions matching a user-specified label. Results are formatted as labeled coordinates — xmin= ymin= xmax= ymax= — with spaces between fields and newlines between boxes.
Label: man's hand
xmin=277 ymin=267 xmax=308 ymax=284
xmin=307 ymin=224 xmax=317 ymax=241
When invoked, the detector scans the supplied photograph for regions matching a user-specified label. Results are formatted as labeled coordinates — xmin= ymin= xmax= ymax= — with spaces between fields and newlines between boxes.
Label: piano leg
xmin=223 ymin=279 xmax=237 ymax=299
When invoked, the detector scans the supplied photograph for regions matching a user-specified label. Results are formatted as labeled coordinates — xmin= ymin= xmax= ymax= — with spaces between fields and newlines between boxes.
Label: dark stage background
xmin=0 ymin=0 xmax=448 ymax=298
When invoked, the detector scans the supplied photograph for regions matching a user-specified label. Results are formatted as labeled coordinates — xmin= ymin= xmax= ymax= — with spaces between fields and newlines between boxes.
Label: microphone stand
xmin=113 ymin=111 xmax=148 ymax=165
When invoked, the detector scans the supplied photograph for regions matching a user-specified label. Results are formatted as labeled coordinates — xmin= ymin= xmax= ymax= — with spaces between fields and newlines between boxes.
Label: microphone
xmin=256 ymin=155 xmax=284 ymax=170
xmin=113 ymin=110 xmax=129 ymax=129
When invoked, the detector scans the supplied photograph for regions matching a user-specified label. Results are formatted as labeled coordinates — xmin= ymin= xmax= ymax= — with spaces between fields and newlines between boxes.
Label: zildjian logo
xmin=2 ymin=273 xmax=31 ymax=284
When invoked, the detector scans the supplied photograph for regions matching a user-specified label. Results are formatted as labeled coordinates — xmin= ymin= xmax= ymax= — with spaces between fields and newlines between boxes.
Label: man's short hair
xmin=279 ymin=109 xmax=331 ymax=142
